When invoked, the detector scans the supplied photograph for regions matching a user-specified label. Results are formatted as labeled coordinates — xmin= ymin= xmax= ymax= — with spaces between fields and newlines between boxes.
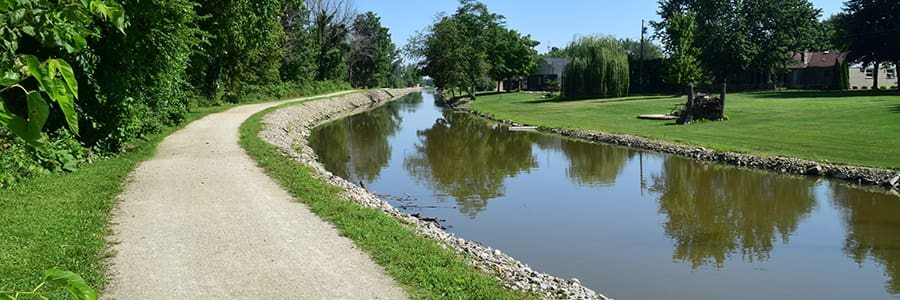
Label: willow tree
xmin=562 ymin=36 xmax=630 ymax=99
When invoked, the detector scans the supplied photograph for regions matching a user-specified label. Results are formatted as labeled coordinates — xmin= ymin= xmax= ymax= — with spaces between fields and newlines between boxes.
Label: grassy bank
xmin=471 ymin=90 xmax=900 ymax=169
xmin=239 ymin=101 xmax=532 ymax=299
xmin=0 ymin=90 xmax=350 ymax=294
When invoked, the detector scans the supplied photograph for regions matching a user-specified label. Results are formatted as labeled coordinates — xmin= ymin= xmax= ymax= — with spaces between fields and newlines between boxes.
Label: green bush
xmin=0 ymin=128 xmax=85 ymax=188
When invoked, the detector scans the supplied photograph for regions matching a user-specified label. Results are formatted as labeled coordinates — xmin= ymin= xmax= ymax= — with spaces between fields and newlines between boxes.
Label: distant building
xmin=784 ymin=51 xmax=897 ymax=90
xmin=525 ymin=57 xmax=572 ymax=91
xmin=784 ymin=51 xmax=845 ymax=89
xmin=848 ymin=62 xmax=897 ymax=89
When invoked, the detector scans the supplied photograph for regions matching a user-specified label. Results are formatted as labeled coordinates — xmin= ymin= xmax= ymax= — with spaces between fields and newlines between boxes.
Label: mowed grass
xmin=471 ymin=90 xmax=900 ymax=169
xmin=240 ymin=102 xmax=534 ymax=300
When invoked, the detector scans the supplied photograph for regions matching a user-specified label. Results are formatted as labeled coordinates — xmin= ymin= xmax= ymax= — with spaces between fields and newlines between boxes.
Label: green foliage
xmin=418 ymin=0 xmax=531 ymax=99
xmin=348 ymin=12 xmax=394 ymax=88
xmin=0 ymin=270 xmax=97 ymax=300
xmin=86 ymin=0 xmax=201 ymax=151
xmin=561 ymin=36 xmax=630 ymax=99
xmin=280 ymin=0 xmax=316 ymax=83
xmin=658 ymin=12 xmax=702 ymax=88
xmin=836 ymin=58 xmax=851 ymax=90
xmin=839 ymin=0 xmax=900 ymax=65
xmin=0 ymin=0 xmax=125 ymax=146
xmin=654 ymin=0 xmax=821 ymax=84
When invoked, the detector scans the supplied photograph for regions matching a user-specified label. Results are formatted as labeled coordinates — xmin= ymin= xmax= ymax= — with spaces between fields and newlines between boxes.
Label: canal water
xmin=309 ymin=91 xmax=900 ymax=299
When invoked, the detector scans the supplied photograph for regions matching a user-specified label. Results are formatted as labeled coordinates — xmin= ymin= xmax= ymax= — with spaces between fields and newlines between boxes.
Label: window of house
xmin=866 ymin=68 xmax=874 ymax=79
xmin=888 ymin=69 xmax=896 ymax=79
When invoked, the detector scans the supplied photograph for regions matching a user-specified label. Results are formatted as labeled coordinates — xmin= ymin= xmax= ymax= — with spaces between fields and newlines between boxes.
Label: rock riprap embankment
xmin=260 ymin=89 xmax=610 ymax=300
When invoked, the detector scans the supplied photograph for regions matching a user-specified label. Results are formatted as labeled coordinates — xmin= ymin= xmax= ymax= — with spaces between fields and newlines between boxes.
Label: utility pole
xmin=640 ymin=20 xmax=646 ymax=94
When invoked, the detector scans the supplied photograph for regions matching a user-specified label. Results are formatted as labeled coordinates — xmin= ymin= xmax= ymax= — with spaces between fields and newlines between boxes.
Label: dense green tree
xmin=421 ymin=15 xmax=466 ymax=96
xmin=838 ymin=0 xmax=900 ymax=88
xmin=657 ymin=12 xmax=703 ymax=88
xmin=190 ymin=0 xmax=286 ymax=99
xmin=743 ymin=0 xmax=821 ymax=82
xmin=280 ymin=0 xmax=316 ymax=82
xmin=347 ymin=12 xmax=394 ymax=88
xmin=88 ymin=0 xmax=202 ymax=149
xmin=487 ymin=29 xmax=539 ymax=92
xmin=309 ymin=0 xmax=353 ymax=81
xmin=451 ymin=0 xmax=504 ymax=99
xmin=561 ymin=36 xmax=630 ymax=99
xmin=1 ymin=0 xmax=125 ymax=145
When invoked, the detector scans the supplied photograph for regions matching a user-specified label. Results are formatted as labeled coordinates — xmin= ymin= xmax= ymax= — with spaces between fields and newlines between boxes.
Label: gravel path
xmin=105 ymin=91 xmax=408 ymax=299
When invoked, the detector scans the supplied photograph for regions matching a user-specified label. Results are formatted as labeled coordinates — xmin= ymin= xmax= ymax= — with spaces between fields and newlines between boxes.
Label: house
xmin=848 ymin=62 xmax=897 ymax=89
xmin=524 ymin=57 xmax=572 ymax=91
xmin=784 ymin=51 xmax=898 ymax=90
xmin=784 ymin=51 xmax=845 ymax=89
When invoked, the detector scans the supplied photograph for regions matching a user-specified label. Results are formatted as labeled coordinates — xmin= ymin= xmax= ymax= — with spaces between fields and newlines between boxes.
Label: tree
xmin=422 ymin=15 xmax=467 ymax=96
xmin=347 ymin=11 xmax=394 ymax=88
xmin=190 ymin=0 xmax=286 ymax=99
xmin=280 ymin=0 xmax=316 ymax=82
xmin=308 ymin=0 xmax=354 ymax=81
xmin=0 ymin=0 xmax=126 ymax=146
xmin=452 ymin=0 xmax=504 ymax=99
xmin=88 ymin=0 xmax=201 ymax=149
xmin=487 ymin=29 xmax=539 ymax=92
xmin=743 ymin=0 xmax=821 ymax=85
xmin=839 ymin=0 xmax=900 ymax=89
xmin=658 ymin=12 xmax=703 ymax=88
xmin=561 ymin=36 xmax=630 ymax=99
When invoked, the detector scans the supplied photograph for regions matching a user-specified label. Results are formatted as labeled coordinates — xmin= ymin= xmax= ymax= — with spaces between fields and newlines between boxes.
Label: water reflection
xmin=403 ymin=112 xmax=538 ymax=217
xmin=650 ymin=159 xmax=818 ymax=269
xmin=309 ymin=93 xmax=423 ymax=182
xmin=831 ymin=183 xmax=900 ymax=294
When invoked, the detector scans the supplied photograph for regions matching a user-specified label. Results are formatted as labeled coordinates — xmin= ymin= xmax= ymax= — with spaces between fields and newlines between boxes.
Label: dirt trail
xmin=105 ymin=92 xmax=407 ymax=299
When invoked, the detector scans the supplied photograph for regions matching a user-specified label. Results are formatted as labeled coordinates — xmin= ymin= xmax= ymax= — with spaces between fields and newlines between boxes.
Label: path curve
xmin=105 ymin=92 xmax=408 ymax=299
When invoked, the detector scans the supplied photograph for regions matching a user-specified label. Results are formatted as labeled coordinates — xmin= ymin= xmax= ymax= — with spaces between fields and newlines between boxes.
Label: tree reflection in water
xmin=831 ymin=182 xmax=900 ymax=294
xmin=650 ymin=159 xmax=818 ymax=269
xmin=308 ymin=93 xmax=422 ymax=183
xmin=404 ymin=112 xmax=537 ymax=218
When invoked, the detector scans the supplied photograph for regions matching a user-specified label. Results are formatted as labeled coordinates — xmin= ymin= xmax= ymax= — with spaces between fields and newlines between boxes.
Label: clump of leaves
xmin=0 ymin=270 xmax=96 ymax=300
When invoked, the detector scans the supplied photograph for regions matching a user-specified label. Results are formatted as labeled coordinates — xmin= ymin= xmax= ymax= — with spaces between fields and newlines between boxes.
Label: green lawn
xmin=471 ymin=90 xmax=900 ymax=169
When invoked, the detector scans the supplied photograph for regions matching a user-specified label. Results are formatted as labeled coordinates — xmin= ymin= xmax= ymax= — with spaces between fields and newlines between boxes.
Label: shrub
xmin=0 ymin=128 xmax=86 ymax=188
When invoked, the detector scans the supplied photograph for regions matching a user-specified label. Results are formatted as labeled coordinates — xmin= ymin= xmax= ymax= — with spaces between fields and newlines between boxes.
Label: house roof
xmin=788 ymin=51 xmax=846 ymax=69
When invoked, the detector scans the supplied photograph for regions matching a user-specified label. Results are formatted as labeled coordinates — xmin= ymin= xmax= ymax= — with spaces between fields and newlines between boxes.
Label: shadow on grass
xmin=891 ymin=104 xmax=900 ymax=113
xmin=754 ymin=89 xmax=898 ymax=99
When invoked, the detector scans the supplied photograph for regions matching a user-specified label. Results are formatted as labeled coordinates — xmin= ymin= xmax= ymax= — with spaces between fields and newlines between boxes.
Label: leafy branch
xmin=0 ymin=269 xmax=97 ymax=300
xmin=0 ymin=0 xmax=126 ymax=147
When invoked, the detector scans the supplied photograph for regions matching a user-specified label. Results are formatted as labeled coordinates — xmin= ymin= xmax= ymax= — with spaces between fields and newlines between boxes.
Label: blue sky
xmin=358 ymin=0 xmax=845 ymax=54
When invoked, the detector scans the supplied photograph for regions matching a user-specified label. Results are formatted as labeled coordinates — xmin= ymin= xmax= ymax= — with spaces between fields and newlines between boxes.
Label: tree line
xmin=0 ymin=0 xmax=419 ymax=187
xmin=408 ymin=0 xmax=539 ymax=100
xmin=655 ymin=0 xmax=900 ymax=91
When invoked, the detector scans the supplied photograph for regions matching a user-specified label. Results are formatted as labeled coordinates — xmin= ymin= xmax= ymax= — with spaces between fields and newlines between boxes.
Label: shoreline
xmin=458 ymin=107 xmax=900 ymax=195
xmin=258 ymin=89 xmax=609 ymax=300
